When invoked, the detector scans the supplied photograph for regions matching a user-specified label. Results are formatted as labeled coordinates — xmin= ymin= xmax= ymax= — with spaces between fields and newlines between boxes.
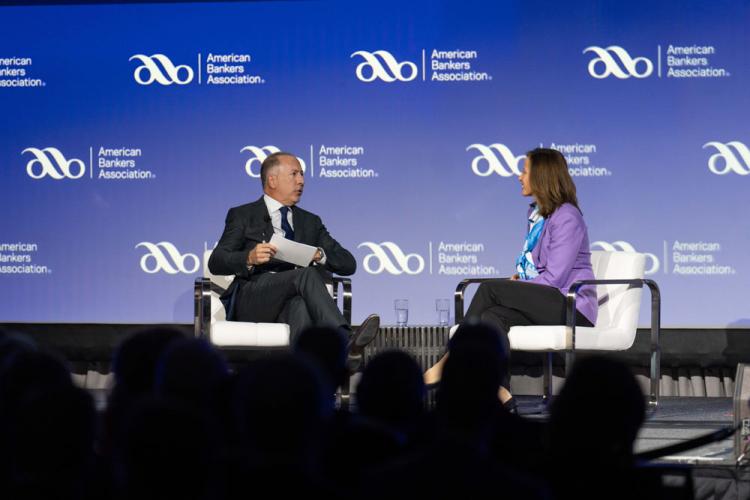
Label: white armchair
xmin=453 ymin=251 xmax=661 ymax=407
xmin=194 ymin=251 xmax=352 ymax=348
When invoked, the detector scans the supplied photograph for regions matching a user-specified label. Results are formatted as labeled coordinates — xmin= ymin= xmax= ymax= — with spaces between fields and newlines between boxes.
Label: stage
xmin=2 ymin=1 xmax=749 ymax=499
xmin=521 ymin=396 xmax=750 ymax=500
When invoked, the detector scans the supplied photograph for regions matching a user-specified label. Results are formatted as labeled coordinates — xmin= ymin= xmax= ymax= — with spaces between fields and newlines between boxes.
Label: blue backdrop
xmin=1 ymin=0 xmax=748 ymax=327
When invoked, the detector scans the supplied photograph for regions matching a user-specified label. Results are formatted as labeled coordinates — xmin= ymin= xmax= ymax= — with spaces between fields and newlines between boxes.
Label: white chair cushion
xmin=210 ymin=293 xmax=290 ymax=347
xmin=210 ymin=321 xmax=290 ymax=347
xmin=508 ymin=325 xmax=570 ymax=351
xmin=203 ymin=250 xmax=335 ymax=348
xmin=508 ymin=325 xmax=634 ymax=351
xmin=450 ymin=324 xmax=633 ymax=351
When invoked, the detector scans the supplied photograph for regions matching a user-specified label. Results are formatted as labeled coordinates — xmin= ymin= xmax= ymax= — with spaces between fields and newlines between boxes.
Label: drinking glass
xmin=394 ymin=299 xmax=409 ymax=327
xmin=436 ymin=298 xmax=450 ymax=326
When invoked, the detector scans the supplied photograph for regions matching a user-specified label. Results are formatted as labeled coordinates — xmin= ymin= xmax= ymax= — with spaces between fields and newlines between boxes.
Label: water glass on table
xmin=394 ymin=299 xmax=409 ymax=326
xmin=436 ymin=298 xmax=450 ymax=326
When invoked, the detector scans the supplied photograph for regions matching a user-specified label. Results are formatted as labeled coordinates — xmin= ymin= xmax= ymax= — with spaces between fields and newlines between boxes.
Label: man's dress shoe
xmin=346 ymin=313 xmax=380 ymax=373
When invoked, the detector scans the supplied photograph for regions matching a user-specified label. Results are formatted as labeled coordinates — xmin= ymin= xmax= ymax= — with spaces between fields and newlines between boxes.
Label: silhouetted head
xmin=115 ymin=398 xmax=214 ymax=500
xmin=293 ymin=326 xmax=348 ymax=391
xmin=357 ymin=350 xmax=425 ymax=432
xmin=106 ymin=328 xmax=185 ymax=455
xmin=154 ymin=338 xmax=229 ymax=412
xmin=436 ymin=322 xmax=508 ymax=442
xmin=9 ymin=384 xmax=96 ymax=498
xmin=0 ymin=330 xmax=36 ymax=371
xmin=233 ymin=353 xmax=331 ymax=467
xmin=549 ymin=355 xmax=645 ymax=468
xmin=0 ymin=348 xmax=72 ymax=414
xmin=112 ymin=327 xmax=184 ymax=394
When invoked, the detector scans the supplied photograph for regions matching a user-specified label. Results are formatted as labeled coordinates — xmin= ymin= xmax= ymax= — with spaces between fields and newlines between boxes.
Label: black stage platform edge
xmin=0 ymin=323 xmax=191 ymax=367
xmin=3 ymin=323 xmax=750 ymax=368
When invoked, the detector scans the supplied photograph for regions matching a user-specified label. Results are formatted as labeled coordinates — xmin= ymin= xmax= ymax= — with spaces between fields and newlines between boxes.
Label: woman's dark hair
xmin=526 ymin=147 xmax=580 ymax=217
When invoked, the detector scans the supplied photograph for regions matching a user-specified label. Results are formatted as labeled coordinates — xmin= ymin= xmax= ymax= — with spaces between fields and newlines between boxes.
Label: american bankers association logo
xmin=358 ymin=242 xmax=425 ymax=275
xmin=241 ymin=146 xmax=307 ymax=178
xmin=129 ymin=54 xmax=194 ymax=85
xmin=591 ymin=240 xmax=659 ymax=275
xmin=136 ymin=242 xmax=199 ymax=274
xmin=583 ymin=46 xmax=653 ymax=79
xmin=350 ymin=50 xmax=418 ymax=82
xmin=22 ymin=147 xmax=85 ymax=180
xmin=703 ymin=141 xmax=750 ymax=175
xmin=467 ymin=144 xmax=524 ymax=177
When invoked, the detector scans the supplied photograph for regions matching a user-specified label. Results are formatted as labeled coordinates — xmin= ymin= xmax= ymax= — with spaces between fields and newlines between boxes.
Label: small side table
xmin=364 ymin=325 xmax=450 ymax=371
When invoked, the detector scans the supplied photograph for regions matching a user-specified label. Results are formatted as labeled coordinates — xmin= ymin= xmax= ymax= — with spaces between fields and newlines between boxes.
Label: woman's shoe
xmin=503 ymin=396 xmax=518 ymax=415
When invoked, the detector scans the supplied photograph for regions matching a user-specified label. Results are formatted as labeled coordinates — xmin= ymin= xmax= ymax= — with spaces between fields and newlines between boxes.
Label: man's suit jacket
xmin=208 ymin=196 xmax=356 ymax=319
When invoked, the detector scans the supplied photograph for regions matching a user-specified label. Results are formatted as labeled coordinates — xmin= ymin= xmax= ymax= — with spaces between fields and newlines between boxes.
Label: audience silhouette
xmin=547 ymin=355 xmax=646 ymax=500
xmin=0 ymin=324 xmax=694 ymax=500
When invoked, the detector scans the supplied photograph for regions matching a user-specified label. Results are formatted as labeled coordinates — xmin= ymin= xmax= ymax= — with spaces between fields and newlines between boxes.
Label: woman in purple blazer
xmin=425 ymin=148 xmax=597 ymax=413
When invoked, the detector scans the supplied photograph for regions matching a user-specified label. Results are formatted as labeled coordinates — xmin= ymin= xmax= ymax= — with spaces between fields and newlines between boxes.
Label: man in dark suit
xmin=208 ymin=151 xmax=379 ymax=366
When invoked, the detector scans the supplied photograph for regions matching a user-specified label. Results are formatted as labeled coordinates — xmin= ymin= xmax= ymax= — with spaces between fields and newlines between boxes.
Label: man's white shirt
xmin=263 ymin=194 xmax=326 ymax=265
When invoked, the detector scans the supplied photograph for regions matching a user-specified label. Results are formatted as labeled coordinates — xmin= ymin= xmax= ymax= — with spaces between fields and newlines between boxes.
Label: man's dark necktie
xmin=279 ymin=206 xmax=295 ymax=240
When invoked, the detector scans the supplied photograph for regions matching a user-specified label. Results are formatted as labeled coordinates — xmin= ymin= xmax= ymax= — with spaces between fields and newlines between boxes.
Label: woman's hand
xmin=510 ymin=273 xmax=520 ymax=281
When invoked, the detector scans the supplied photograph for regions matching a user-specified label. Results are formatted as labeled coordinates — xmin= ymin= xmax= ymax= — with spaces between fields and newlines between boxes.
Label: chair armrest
xmin=196 ymin=274 xmax=352 ymax=334
xmin=566 ymin=278 xmax=661 ymax=407
xmin=566 ymin=278 xmax=645 ymax=329
xmin=331 ymin=277 xmax=352 ymax=325
xmin=194 ymin=277 xmax=212 ymax=339
xmin=565 ymin=278 xmax=660 ymax=332
xmin=454 ymin=278 xmax=510 ymax=323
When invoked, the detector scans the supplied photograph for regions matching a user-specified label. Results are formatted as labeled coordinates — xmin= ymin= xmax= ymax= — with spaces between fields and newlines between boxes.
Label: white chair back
xmin=203 ymin=251 xmax=234 ymax=322
xmin=588 ymin=250 xmax=646 ymax=346
xmin=203 ymin=250 xmax=235 ymax=288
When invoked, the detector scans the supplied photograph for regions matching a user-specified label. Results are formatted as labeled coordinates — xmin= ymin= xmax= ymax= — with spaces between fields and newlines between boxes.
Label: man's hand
xmin=312 ymin=249 xmax=322 ymax=263
xmin=510 ymin=273 xmax=520 ymax=281
xmin=247 ymin=243 xmax=277 ymax=266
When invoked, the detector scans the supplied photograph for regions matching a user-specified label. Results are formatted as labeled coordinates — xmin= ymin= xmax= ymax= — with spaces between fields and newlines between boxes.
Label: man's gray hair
xmin=260 ymin=151 xmax=296 ymax=187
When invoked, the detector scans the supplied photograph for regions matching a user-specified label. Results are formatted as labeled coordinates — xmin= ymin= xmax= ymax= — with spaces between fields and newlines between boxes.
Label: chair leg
xmin=649 ymin=341 xmax=660 ymax=408
xmin=339 ymin=379 xmax=351 ymax=411
xmin=565 ymin=351 xmax=575 ymax=378
xmin=646 ymin=278 xmax=661 ymax=408
xmin=543 ymin=352 xmax=553 ymax=404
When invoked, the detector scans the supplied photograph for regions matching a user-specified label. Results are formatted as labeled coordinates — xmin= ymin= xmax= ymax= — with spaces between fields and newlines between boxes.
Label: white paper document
xmin=269 ymin=233 xmax=318 ymax=267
